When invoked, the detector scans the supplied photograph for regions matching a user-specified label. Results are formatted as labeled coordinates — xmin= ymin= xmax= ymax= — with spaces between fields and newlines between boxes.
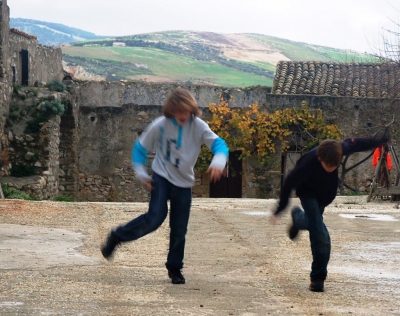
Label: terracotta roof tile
xmin=272 ymin=61 xmax=400 ymax=98
xmin=10 ymin=28 xmax=38 ymax=40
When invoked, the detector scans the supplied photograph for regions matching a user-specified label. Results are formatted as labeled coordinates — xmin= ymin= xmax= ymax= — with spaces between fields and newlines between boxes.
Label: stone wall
xmin=70 ymin=81 xmax=399 ymax=202
xmin=0 ymin=86 xmax=71 ymax=200
xmin=74 ymin=101 xmax=159 ymax=202
xmin=0 ymin=78 xmax=397 ymax=201
xmin=0 ymin=0 xmax=68 ymax=200
xmin=69 ymin=81 xmax=270 ymax=109
xmin=0 ymin=0 xmax=10 ymax=80
xmin=0 ymin=0 xmax=12 ymax=151
xmin=58 ymin=91 xmax=79 ymax=197
xmin=0 ymin=114 xmax=61 ymax=200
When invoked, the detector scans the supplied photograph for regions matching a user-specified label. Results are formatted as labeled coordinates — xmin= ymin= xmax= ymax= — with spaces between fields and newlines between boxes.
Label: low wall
xmin=1 ymin=79 xmax=397 ymax=201
xmin=67 ymin=81 xmax=270 ymax=109
xmin=70 ymin=81 xmax=400 ymax=201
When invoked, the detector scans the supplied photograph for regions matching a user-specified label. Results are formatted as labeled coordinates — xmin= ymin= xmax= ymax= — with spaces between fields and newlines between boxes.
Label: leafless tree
xmin=374 ymin=3 xmax=400 ymax=62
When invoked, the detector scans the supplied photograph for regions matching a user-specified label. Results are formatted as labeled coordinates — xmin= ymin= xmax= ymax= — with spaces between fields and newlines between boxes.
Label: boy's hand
xmin=207 ymin=167 xmax=226 ymax=183
xmin=141 ymin=180 xmax=154 ymax=190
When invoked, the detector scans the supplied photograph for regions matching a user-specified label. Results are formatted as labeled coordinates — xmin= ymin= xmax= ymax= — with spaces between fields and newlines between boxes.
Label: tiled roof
xmin=271 ymin=61 xmax=400 ymax=98
xmin=10 ymin=28 xmax=38 ymax=40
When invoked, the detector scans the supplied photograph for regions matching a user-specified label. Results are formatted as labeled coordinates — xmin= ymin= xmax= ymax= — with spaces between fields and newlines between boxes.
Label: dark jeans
xmin=113 ymin=172 xmax=192 ymax=270
xmin=292 ymin=197 xmax=331 ymax=281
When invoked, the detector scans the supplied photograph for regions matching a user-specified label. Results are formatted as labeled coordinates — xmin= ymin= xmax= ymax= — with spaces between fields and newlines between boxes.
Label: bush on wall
xmin=24 ymin=100 xmax=66 ymax=133
xmin=196 ymin=98 xmax=343 ymax=171
xmin=46 ymin=80 xmax=66 ymax=92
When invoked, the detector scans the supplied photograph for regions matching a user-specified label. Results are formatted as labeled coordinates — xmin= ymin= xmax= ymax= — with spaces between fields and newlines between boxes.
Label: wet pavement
xmin=0 ymin=196 xmax=399 ymax=315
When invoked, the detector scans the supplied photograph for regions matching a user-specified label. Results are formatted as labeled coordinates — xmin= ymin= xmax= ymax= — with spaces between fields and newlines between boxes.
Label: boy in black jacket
xmin=269 ymin=136 xmax=388 ymax=292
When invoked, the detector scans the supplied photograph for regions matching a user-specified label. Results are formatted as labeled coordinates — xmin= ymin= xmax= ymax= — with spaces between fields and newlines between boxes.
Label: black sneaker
xmin=288 ymin=225 xmax=299 ymax=240
xmin=309 ymin=279 xmax=324 ymax=292
xmin=100 ymin=232 xmax=120 ymax=260
xmin=288 ymin=207 xmax=300 ymax=240
xmin=168 ymin=268 xmax=185 ymax=284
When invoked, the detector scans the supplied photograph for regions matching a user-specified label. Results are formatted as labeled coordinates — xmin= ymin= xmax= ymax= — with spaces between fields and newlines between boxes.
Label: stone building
xmin=0 ymin=0 xmax=399 ymax=202
xmin=0 ymin=0 xmax=64 ymax=199
xmin=8 ymin=27 xmax=63 ymax=86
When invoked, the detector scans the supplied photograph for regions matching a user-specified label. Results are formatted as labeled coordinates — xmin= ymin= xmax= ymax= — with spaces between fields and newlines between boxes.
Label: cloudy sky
xmin=7 ymin=0 xmax=399 ymax=53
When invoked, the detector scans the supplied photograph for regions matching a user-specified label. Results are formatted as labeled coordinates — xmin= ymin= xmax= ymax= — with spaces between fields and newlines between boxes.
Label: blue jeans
xmin=113 ymin=172 xmax=192 ymax=270
xmin=293 ymin=197 xmax=331 ymax=281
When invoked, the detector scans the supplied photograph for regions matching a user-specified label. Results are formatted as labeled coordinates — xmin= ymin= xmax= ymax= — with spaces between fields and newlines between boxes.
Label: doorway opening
xmin=20 ymin=50 xmax=29 ymax=86
xmin=210 ymin=150 xmax=242 ymax=198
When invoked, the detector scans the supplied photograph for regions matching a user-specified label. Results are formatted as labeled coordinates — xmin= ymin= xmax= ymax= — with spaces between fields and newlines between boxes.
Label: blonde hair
xmin=163 ymin=88 xmax=202 ymax=118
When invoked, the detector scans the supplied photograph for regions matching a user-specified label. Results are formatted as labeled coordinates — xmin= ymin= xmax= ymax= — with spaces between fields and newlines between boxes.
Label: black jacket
xmin=274 ymin=137 xmax=387 ymax=215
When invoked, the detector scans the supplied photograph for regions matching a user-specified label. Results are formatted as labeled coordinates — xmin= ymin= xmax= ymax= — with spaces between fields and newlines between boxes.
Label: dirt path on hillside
xmin=0 ymin=197 xmax=399 ymax=315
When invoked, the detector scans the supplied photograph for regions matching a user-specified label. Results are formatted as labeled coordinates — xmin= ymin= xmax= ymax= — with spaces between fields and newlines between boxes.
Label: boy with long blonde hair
xmin=101 ymin=88 xmax=229 ymax=284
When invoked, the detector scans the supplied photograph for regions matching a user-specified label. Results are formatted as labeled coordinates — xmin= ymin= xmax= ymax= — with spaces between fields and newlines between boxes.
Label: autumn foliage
xmin=196 ymin=98 xmax=343 ymax=171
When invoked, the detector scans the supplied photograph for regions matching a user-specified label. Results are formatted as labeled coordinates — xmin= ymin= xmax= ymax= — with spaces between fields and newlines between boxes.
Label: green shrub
xmin=40 ymin=100 xmax=65 ymax=116
xmin=46 ymin=80 xmax=66 ymax=92
xmin=24 ymin=100 xmax=66 ymax=134
xmin=13 ymin=84 xmax=21 ymax=94
xmin=24 ymin=114 xmax=46 ymax=133
xmin=32 ymin=152 xmax=40 ymax=161
xmin=54 ymin=195 xmax=75 ymax=202
xmin=10 ymin=163 xmax=36 ymax=177
xmin=27 ymin=87 xmax=38 ymax=96
xmin=61 ymin=98 xmax=71 ymax=113
xmin=9 ymin=113 xmax=18 ymax=121
xmin=10 ymin=104 xmax=20 ymax=112
xmin=2 ymin=184 xmax=38 ymax=200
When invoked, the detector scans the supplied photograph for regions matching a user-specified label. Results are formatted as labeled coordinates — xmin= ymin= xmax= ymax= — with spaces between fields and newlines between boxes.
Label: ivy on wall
xmin=196 ymin=98 xmax=343 ymax=171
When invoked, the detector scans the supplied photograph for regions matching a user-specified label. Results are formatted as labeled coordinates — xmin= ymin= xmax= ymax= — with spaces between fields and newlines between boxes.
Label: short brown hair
xmin=163 ymin=88 xmax=202 ymax=118
xmin=317 ymin=140 xmax=343 ymax=166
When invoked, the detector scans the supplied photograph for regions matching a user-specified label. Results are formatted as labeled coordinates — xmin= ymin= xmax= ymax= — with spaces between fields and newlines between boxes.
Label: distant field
xmin=62 ymin=46 xmax=273 ymax=87
xmin=246 ymin=34 xmax=329 ymax=61
xmin=62 ymin=30 xmax=382 ymax=87
xmin=245 ymin=34 xmax=376 ymax=63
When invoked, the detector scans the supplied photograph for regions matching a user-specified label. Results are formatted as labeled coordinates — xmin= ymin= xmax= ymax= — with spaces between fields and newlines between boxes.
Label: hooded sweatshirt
xmin=132 ymin=116 xmax=228 ymax=188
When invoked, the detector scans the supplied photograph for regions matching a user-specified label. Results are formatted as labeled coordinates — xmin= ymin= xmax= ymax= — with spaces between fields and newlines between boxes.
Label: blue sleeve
xmin=132 ymin=140 xmax=148 ymax=165
xmin=211 ymin=137 xmax=229 ymax=156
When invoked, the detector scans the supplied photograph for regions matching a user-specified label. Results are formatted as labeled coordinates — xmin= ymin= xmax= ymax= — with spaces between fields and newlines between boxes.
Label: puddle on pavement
xmin=0 ymin=224 xmax=100 ymax=269
xmin=241 ymin=211 xmax=270 ymax=216
xmin=330 ymin=242 xmax=400 ymax=288
xmin=339 ymin=214 xmax=398 ymax=221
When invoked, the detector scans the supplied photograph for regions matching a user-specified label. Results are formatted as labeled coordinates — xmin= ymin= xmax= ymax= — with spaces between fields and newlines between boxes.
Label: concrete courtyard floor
xmin=0 ymin=196 xmax=399 ymax=315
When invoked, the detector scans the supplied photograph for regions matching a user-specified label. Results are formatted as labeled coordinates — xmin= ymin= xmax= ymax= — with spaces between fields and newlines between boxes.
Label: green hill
xmin=63 ymin=31 xmax=378 ymax=87
xmin=10 ymin=18 xmax=106 ymax=46
xmin=10 ymin=19 xmax=379 ymax=87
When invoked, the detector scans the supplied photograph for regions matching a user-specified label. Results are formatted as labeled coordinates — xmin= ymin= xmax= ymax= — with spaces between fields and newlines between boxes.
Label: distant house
xmin=8 ymin=27 xmax=63 ymax=86
xmin=113 ymin=42 xmax=126 ymax=47
xmin=272 ymin=61 xmax=400 ymax=98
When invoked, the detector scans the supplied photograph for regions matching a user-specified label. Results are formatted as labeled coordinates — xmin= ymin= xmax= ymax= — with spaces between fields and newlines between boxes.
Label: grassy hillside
xmin=63 ymin=46 xmax=273 ymax=86
xmin=9 ymin=19 xmax=379 ymax=87
xmin=63 ymin=31 xmax=379 ymax=87
xmin=245 ymin=34 xmax=375 ymax=63
xmin=9 ymin=19 xmax=380 ymax=87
